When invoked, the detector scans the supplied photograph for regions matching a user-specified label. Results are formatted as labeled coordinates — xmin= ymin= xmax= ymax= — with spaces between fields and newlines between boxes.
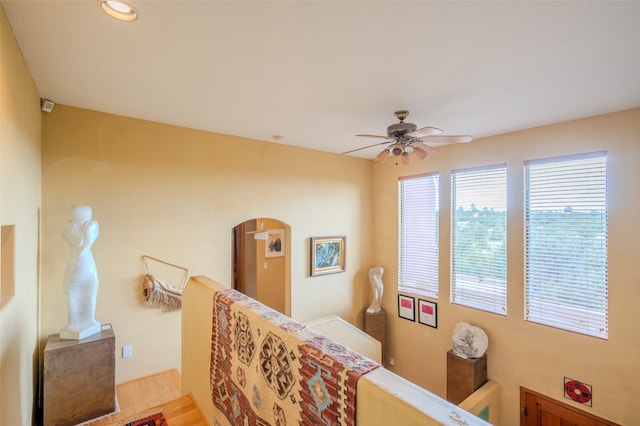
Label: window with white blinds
xmin=451 ymin=165 xmax=507 ymax=315
xmin=398 ymin=173 xmax=439 ymax=298
xmin=525 ymin=152 xmax=608 ymax=339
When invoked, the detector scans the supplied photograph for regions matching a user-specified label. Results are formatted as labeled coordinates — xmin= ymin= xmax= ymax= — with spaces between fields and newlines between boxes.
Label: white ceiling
xmin=3 ymin=1 xmax=640 ymax=158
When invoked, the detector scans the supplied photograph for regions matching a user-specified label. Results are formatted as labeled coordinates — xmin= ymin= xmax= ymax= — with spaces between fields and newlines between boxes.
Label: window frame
xmin=397 ymin=173 xmax=440 ymax=299
xmin=524 ymin=151 xmax=608 ymax=339
xmin=450 ymin=164 xmax=508 ymax=315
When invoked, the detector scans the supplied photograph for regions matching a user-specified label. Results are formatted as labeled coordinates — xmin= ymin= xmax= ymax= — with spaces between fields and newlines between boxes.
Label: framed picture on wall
xmin=398 ymin=294 xmax=415 ymax=322
xmin=310 ymin=236 xmax=346 ymax=276
xmin=265 ymin=229 xmax=285 ymax=258
xmin=418 ymin=299 xmax=437 ymax=328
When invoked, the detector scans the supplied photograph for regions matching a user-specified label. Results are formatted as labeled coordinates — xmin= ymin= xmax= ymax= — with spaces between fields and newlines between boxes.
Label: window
xmin=398 ymin=173 xmax=439 ymax=298
xmin=451 ymin=165 xmax=507 ymax=315
xmin=525 ymin=152 xmax=608 ymax=339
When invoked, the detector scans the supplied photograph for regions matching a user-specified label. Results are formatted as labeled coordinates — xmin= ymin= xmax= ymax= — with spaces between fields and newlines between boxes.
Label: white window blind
xmin=525 ymin=152 xmax=608 ymax=339
xmin=451 ymin=165 xmax=507 ymax=315
xmin=398 ymin=173 xmax=439 ymax=298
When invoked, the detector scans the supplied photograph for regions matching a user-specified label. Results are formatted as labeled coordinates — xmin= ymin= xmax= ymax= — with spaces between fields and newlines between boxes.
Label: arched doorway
xmin=232 ymin=218 xmax=290 ymax=315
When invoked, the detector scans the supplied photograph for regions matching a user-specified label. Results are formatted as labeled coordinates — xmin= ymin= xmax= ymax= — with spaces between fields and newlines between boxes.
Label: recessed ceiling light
xmin=99 ymin=0 xmax=138 ymax=22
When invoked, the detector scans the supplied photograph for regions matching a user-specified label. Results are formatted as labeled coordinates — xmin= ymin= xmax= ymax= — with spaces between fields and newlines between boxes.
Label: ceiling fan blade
xmin=406 ymin=126 xmax=443 ymax=138
xmin=411 ymin=141 xmax=439 ymax=157
xmin=417 ymin=134 xmax=473 ymax=144
xmin=341 ymin=140 xmax=392 ymax=155
xmin=355 ymin=134 xmax=394 ymax=139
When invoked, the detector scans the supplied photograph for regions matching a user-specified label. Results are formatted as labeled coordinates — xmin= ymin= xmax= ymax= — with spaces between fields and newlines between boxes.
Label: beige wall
xmin=372 ymin=108 xmax=640 ymax=425
xmin=0 ymin=5 xmax=42 ymax=426
xmin=40 ymin=105 xmax=373 ymax=384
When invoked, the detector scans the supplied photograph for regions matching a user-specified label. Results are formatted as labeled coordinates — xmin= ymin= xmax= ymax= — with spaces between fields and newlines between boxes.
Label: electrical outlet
xmin=122 ymin=345 xmax=132 ymax=358
xmin=388 ymin=357 xmax=395 ymax=366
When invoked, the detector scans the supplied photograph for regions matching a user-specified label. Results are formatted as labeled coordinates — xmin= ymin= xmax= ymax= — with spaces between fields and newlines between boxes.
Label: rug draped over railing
xmin=210 ymin=289 xmax=380 ymax=426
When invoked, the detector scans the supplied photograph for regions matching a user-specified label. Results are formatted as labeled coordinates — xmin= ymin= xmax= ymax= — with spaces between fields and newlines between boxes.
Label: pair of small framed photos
xmin=398 ymin=294 xmax=437 ymax=328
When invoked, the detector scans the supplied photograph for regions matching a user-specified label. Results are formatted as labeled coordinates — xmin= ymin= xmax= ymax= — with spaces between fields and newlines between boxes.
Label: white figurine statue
xmin=451 ymin=322 xmax=488 ymax=359
xmin=60 ymin=206 xmax=102 ymax=340
xmin=366 ymin=266 xmax=384 ymax=314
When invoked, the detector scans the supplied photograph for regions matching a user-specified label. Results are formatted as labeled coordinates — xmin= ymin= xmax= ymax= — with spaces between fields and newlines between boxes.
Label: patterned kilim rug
xmin=210 ymin=289 xmax=380 ymax=426
xmin=118 ymin=408 xmax=167 ymax=426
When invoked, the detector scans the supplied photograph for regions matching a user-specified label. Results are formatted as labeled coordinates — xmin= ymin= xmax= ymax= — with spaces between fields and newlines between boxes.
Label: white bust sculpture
xmin=60 ymin=206 xmax=102 ymax=340
xmin=366 ymin=266 xmax=384 ymax=314
xmin=451 ymin=322 xmax=488 ymax=359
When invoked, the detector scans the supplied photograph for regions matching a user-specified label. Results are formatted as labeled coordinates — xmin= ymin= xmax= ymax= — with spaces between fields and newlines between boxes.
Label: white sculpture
xmin=366 ymin=266 xmax=384 ymax=314
xmin=451 ymin=322 xmax=488 ymax=359
xmin=60 ymin=206 xmax=102 ymax=340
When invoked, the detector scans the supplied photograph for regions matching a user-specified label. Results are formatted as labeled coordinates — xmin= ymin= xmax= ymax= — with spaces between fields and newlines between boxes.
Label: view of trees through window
xmin=451 ymin=165 xmax=507 ymax=314
xmin=525 ymin=153 xmax=608 ymax=338
xmin=454 ymin=205 xmax=507 ymax=282
xmin=527 ymin=208 xmax=607 ymax=302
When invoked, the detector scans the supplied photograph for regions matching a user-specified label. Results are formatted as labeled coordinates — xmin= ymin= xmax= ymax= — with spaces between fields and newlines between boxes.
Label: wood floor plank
xmin=83 ymin=369 xmax=205 ymax=426
xmin=163 ymin=395 xmax=208 ymax=426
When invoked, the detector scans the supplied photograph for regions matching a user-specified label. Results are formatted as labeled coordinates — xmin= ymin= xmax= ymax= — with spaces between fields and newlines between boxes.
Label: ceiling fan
xmin=342 ymin=110 xmax=473 ymax=165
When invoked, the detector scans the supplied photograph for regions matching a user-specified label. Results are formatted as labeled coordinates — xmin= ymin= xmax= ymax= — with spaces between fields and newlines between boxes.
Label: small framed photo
xmin=310 ymin=236 xmax=346 ymax=276
xmin=265 ymin=229 xmax=285 ymax=258
xmin=398 ymin=294 xmax=415 ymax=322
xmin=418 ymin=299 xmax=438 ymax=328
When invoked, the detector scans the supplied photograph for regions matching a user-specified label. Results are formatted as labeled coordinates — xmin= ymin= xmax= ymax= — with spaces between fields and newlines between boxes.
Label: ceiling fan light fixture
xmin=390 ymin=145 xmax=404 ymax=156
xmin=375 ymin=150 xmax=390 ymax=163
xmin=413 ymin=147 xmax=428 ymax=160
xmin=99 ymin=0 xmax=138 ymax=22
xmin=401 ymin=152 xmax=410 ymax=165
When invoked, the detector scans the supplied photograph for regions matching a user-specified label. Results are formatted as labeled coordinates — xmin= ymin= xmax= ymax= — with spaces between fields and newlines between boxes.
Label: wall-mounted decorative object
xmin=265 ymin=228 xmax=285 ymax=258
xmin=142 ymin=255 xmax=188 ymax=312
xmin=418 ymin=299 xmax=438 ymax=328
xmin=310 ymin=236 xmax=346 ymax=276
xmin=1 ymin=225 xmax=16 ymax=304
xmin=564 ymin=377 xmax=593 ymax=407
xmin=398 ymin=294 xmax=415 ymax=322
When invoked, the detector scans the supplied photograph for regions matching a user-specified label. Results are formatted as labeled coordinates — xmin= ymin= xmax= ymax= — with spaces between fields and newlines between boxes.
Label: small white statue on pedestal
xmin=366 ymin=266 xmax=384 ymax=314
xmin=60 ymin=206 xmax=102 ymax=340
xmin=451 ymin=322 xmax=488 ymax=359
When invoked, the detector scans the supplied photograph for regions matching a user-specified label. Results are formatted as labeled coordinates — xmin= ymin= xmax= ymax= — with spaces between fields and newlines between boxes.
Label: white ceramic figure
xmin=366 ymin=266 xmax=384 ymax=314
xmin=451 ymin=322 xmax=488 ymax=359
xmin=60 ymin=206 xmax=101 ymax=340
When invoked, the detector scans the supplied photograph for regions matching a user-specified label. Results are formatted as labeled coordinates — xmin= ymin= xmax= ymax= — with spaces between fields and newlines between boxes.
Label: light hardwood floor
xmin=86 ymin=369 xmax=207 ymax=425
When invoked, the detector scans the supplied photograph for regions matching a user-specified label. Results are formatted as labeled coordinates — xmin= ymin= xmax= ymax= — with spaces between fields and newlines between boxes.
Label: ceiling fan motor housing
xmin=387 ymin=122 xmax=417 ymax=138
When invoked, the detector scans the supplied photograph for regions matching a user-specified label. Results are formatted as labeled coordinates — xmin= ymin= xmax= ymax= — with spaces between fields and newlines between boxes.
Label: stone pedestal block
xmin=364 ymin=309 xmax=386 ymax=363
xmin=43 ymin=325 xmax=116 ymax=426
xmin=446 ymin=349 xmax=487 ymax=405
